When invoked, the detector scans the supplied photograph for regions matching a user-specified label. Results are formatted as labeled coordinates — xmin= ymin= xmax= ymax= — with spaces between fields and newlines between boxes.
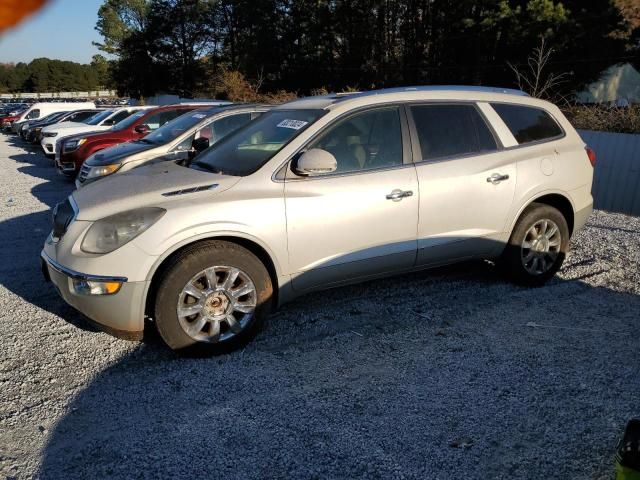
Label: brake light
xmin=585 ymin=146 xmax=596 ymax=167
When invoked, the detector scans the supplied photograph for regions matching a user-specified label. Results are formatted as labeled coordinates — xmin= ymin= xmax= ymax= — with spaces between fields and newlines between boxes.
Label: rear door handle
xmin=386 ymin=189 xmax=413 ymax=201
xmin=486 ymin=173 xmax=510 ymax=185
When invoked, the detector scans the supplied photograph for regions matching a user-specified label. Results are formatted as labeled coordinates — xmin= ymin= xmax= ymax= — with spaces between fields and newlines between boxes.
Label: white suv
xmin=41 ymin=86 xmax=594 ymax=355
xmin=40 ymin=106 xmax=152 ymax=156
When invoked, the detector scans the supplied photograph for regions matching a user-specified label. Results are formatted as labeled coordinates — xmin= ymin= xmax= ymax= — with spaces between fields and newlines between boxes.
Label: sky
xmin=0 ymin=0 xmax=104 ymax=65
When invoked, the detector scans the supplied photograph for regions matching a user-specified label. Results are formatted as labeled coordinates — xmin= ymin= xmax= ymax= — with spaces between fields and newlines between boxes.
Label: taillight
xmin=585 ymin=146 xmax=596 ymax=167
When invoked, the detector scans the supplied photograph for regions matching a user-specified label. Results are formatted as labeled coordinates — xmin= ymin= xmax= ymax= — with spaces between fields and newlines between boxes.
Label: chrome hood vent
xmin=162 ymin=184 xmax=219 ymax=197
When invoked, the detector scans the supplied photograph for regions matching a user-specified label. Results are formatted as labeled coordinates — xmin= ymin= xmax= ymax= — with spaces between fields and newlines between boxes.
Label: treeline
xmin=0 ymin=56 xmax=111 ymax=93
xmin=84 ymin=0 xmax=640 ymax=98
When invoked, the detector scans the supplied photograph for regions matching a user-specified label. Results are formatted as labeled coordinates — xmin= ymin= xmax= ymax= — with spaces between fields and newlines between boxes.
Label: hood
xmin=86 ymin=140 xmax=155 ymax=166
xmin=72 ymin=161 xmax=241 ymax=220
xmin=42 ymin=123 xmax=109 ymax=134
xmin=54 ymin=121 xmax=90 ymax=130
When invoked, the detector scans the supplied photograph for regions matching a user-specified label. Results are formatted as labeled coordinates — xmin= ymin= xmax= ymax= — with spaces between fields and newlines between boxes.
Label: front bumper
xmin=41 ymin=250 xmax=146 ymax=340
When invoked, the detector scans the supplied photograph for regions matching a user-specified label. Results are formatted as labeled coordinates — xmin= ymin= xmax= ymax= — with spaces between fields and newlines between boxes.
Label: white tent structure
xmin=576 ymin=63 xmax=640 ymax=105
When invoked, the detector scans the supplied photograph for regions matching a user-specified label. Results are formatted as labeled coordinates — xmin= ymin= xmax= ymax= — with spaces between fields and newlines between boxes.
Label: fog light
xmin=72 ymin=279 xmax=122 ymax=295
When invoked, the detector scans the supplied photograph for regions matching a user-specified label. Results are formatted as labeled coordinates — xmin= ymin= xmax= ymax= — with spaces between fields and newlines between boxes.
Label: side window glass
xmin=490 ymin=103 xmax=563 ymax=144
xmin=105 ymin=110 xmax=131 ymax=125
xmin=174 ymin=135 xmax=194 ymax=151
xmin=307 ymin=107 xmax=403 ymax=174
xmin=27 ymin=109 xmax=40 ymax=119
xmin=410 ymin=104 xmax=497 ymax=161
xmin=210 ymin=113 xmax=252 ymax=143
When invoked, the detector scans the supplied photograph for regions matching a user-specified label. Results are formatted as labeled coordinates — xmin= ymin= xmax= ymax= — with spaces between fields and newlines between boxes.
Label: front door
xmin=284 ymin=106 xmax=419 ymax=292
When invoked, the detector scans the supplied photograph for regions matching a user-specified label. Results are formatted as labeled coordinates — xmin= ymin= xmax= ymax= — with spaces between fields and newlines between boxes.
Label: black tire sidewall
xmin=154 ymin=241 xmax=273 ymax=355
xmin=503 ymin=203 xmax=570 ymax=286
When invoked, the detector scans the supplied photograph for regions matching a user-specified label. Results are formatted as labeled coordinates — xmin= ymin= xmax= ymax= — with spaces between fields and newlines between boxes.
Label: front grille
xmin=52 ymin=198 xmax=75 ymax=240
xmin=78 ymin=164 xmax=90 ymax=183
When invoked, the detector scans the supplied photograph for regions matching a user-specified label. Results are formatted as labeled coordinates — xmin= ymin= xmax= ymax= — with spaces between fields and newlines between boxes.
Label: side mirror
xmin=192 ymin=136 xmax=210 ymax=153
xmin=134 ymin=124 xmax=150 ymax=135
xmin=293 ymin=149 xmax=337 ymax=176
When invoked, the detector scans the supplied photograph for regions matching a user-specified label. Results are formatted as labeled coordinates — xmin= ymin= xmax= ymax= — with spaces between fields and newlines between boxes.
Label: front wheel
xmin=502 ymin=203 xmax=570 ymax=286
xmin=154 ymin=240 xmax=273 ymax=355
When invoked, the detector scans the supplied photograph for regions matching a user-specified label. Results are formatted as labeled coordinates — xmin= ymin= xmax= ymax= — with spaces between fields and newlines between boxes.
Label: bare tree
xmin=508 ymin=37 xmax=570 ymax=99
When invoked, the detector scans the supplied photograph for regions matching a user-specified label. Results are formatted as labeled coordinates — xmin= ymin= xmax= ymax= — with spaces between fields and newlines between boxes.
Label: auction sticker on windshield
xmin=277 ymin=119 xmax=308 ymax=130
xmin=193 ymin=114 xmax=207 ymax=119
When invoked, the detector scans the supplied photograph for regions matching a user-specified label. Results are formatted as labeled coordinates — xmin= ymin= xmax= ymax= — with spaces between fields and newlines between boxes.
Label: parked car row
xmin=4 ymin=87 xmax=595 ymax=355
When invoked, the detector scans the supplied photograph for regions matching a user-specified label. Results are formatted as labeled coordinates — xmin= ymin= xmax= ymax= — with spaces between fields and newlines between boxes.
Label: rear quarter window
xmin=491 ymin=103 xmax=563 ymax=144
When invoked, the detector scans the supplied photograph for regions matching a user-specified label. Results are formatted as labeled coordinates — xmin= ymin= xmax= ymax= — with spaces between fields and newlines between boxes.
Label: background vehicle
xmin=41 ymin=87 xmax=594 ymax=354
xmin=40 ymin=106 xmax=151 ymax=156
xmin=12 ymin=102 xmax=95 ymax=133
xmin=55 ymin=103 xmax=226 ymax=176
xmin=77 ymin=104 xmax=269 ymax=186
xmin=24 ymin=109 xmax=99 ymax=143
xmin=1 ymin=110 xmax=27 ymax=132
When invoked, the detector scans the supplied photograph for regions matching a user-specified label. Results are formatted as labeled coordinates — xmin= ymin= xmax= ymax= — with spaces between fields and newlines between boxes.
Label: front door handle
xmin=386 ymin=189 xmax=413 ymax=201
xmin=486 ymin=173 xmax=510 ymax=185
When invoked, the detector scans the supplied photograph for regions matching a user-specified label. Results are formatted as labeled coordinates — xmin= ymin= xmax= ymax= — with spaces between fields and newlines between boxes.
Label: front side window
xmin=192 ymin=109 xmax=324 ymax=176
xmin=27 ymin=109 xmax=40 ymax=119
xmin=85 ymin=110 xmax=114 ymax=125
xmin=69 ymin=111 xmax=98 ymax=123
xmin=410 ymin=104 xmax=498 ymax=161
xmin=199 ymin=113 xmax=253 ymax=143
xmin=145 ymin=110 xmax=218 ymax=145
xmin=112 ymin=110 xmax=148 ymax=130
xmin=105 ymin=109 xmax=134 ymax=126
xmin=490 ymin=103 xmax=563 ymax=144
xmin=307 ymin=107 xmax=404 ymax=174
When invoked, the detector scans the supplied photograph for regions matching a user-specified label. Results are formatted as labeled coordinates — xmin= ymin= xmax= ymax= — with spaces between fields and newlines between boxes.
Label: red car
xmin=1 ymin=113 xmax=22 ymax=132
xmin=55 ymin=104 xmax=207 ymax=176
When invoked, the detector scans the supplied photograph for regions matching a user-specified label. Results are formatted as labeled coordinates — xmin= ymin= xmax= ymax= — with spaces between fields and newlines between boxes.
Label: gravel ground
xmin=0 ymin=133 xmax=638 ymax=480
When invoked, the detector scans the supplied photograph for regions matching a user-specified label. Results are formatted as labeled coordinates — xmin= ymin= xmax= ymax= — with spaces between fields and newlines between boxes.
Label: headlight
xmin=85 ymin=163 xmax=121 ymax=180
xmin=43 ymin=132 xmax=58 ymax=138
xmin=64 ymin=138 xmax=87 ymax=151
xmin=81 ymin=207 xmax=166 ymax=254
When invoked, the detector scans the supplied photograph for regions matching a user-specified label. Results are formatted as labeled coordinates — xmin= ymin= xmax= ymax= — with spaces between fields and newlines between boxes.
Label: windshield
xmin=37 ymin=112 xmax=64 ymax=123
xmin=85 ymin=110 xmax=114 ymax=125
xmin=142 ymin=110 xmax=214 ymax=145
xmin=192 ymin=109 xmax=324 ymax=176
xmin=112 ymin=110 xmax=148 ymax=130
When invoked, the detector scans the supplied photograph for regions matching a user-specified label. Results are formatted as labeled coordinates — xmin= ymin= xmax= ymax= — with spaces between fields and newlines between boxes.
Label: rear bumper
xmin=41 ymin=251 xmax=146 ymax=340
xmin=574 ymin=202 xmax=593 ymax=235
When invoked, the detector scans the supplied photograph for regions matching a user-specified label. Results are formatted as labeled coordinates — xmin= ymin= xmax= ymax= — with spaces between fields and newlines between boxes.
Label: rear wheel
xmin=502 ymin=203 xmax=570 ymax=286
xmin=154 ymin=240 xmax=273 ymax=355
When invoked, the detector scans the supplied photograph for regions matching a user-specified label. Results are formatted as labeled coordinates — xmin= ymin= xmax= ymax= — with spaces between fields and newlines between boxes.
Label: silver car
xmin=75 ymin=104 xmax=270 ymax=187
xmin=41 ymin=86 xmax=595 ymax=354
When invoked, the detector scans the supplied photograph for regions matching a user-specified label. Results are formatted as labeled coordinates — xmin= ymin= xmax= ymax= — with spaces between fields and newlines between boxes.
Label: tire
xmin=154 ymin=240 xmax=273 ymax=355
xmin=502 ymin=203 xmax=570 ymax=286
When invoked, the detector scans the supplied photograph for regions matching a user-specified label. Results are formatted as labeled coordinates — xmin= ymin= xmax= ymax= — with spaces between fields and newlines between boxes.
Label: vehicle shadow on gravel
xmin=0 ymin=145 xmax=93 ymax=332
xmin=4 ymin=136 xmax=638 ymax=478
xmin=36 ymin=264 xmax=640 ymax=479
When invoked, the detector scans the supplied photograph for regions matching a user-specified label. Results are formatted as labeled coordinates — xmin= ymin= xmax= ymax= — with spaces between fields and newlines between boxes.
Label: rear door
xmin=408 ymin=103 xmax=517 ymax=265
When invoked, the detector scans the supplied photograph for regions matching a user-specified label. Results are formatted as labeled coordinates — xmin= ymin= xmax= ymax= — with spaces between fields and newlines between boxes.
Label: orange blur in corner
xmin=0 ymin=0 xmax=48 ymax=32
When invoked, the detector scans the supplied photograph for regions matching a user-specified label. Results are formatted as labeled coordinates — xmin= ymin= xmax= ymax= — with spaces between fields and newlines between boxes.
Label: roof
xmin=274 ymin=85 xmax=529 ymax=111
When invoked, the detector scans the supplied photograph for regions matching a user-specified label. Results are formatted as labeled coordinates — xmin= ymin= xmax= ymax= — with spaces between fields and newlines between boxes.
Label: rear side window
xmin=491 ymin=103 xmax=563 ymax=144
xmin=410 ymin=104 xmax=498 ymax=161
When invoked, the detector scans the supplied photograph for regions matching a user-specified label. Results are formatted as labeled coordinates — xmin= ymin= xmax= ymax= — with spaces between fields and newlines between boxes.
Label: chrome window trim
xmin=41 ymin=251 xmax=128 ymax=283
xmin=273 ymin=104 xmax=413 ymax=183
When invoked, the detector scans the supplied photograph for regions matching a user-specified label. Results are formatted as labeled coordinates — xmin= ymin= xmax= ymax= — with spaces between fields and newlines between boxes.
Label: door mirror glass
xmin=135 ymin=124 xmax=151 ymax=135
xmin=293 ymin=148 xmax=337 ymax=176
